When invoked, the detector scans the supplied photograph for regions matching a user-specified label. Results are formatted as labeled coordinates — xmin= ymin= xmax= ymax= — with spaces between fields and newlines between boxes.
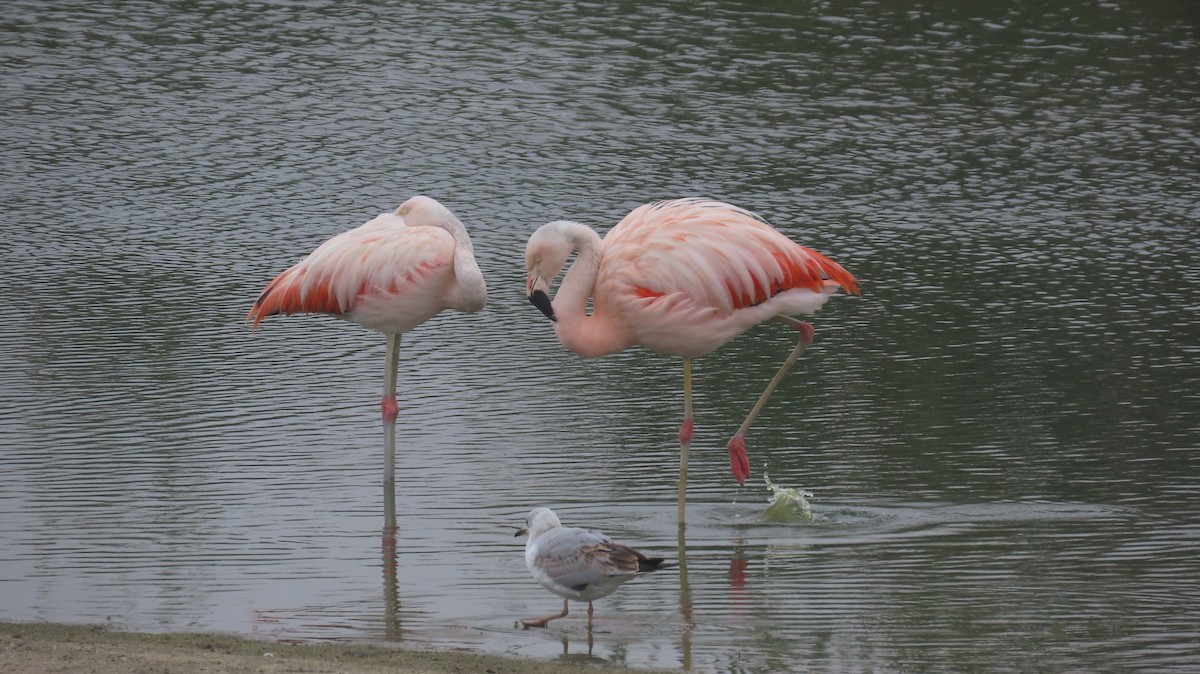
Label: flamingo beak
xmin=527 ymin=275 xmax=556 ymax=322
xmin=515 ymin=527 xmax=528 ymax=538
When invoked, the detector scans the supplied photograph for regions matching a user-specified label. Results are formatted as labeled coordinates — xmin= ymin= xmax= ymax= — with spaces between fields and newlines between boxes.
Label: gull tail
xmin=637 ymin=554 xmax=676 ymax=573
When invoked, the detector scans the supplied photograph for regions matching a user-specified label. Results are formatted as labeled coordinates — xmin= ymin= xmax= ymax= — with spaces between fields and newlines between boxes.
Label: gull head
xmin=514 ymin=507 xmax=562 ymax=539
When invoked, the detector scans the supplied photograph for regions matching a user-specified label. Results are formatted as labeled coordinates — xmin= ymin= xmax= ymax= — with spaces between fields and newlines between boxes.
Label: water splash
xmin=763 ymin=474 xmax=814 ymax=523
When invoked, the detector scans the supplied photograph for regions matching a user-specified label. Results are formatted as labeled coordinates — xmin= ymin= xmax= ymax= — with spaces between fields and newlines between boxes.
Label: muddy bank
xmin=0 ymin=621 xmax=667 ymax=674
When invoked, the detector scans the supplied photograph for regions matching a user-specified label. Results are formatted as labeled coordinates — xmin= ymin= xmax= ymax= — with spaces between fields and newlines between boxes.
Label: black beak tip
xmin=529 ymin=290 xmax=557 ymax=322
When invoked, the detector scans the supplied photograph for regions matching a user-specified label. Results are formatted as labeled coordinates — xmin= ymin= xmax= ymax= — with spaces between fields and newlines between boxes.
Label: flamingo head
xmin=524 ymin=221 xmax=579 ymax=323
xmin=396 ymin=195 xmax=455 ymax=228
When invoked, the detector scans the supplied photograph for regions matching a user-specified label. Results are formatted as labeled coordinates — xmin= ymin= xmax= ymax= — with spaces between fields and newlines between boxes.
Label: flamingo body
xmin=248 ymin=195 xmax=487 ymax=426
xmin=524 ymin=198 xmax=858 ymax=496
xmin=249 ymin=203 xmax=485 ymax=334
xmin=591 ymin=199 xmax=857 ymax=358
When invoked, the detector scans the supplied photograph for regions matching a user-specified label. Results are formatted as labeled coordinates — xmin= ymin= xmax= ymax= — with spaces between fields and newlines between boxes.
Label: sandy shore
xmin=1 ymin=621 xmax=666 ymax=674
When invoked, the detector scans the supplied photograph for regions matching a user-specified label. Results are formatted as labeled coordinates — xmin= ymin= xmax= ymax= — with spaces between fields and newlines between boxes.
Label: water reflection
xmin=677 ymin=524 xmax=695 ymax=671
xmin=559 ymin=632 xmax=594 ymax=659
xmin=381 ymin=423 xmax=401 ymax=641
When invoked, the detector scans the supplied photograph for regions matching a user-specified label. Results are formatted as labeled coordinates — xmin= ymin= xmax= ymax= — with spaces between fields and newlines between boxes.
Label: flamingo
xmin=247 ymin=195 xmax=487 ymax=425
xmin=523 ymin=198 xmax=859 ymax=516
xmin=516 ymin=507 xmax=674 ymax=628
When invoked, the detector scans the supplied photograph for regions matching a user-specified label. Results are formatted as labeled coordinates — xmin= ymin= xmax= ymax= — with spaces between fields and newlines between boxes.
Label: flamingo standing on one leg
xmin=247 ymin=195 xmax=488 ymax=425
xmin=523 ymin=198 xmax=858 ymax=518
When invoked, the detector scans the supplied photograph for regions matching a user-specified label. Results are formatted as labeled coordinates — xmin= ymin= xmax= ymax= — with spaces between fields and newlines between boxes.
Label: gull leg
xmin=726 ymin=319 xmax=814 ymax=485
xmin=522 ymin=599 xmax=569 ymax=628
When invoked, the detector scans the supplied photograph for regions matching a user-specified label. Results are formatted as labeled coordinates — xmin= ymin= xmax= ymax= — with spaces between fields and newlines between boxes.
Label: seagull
xmin=515 ymin=507 xmax=674 ymax=628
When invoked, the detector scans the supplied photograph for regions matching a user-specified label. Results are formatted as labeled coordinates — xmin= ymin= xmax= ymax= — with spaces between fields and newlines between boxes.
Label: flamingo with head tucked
xmin=524 ymin=198 xmax=858 ymax=518
xmin=248 ymin=195 xmax=487 ymax=424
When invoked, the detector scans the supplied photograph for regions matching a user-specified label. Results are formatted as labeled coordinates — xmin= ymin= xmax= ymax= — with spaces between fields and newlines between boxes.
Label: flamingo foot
xmin=381 ymin=395 xmax=399 ymax=421
xmin=679 ymin=418 xmax=694 ymax=446
xmin=727 ymin=433 xmax=750 ymax=486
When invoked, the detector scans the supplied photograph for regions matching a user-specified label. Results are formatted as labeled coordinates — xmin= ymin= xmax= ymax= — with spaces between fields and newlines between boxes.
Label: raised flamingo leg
xmin=726 ymin=319 xmax=814 ymax=485
xmin=678 ymin=358 xmax=694 ymax=524
xmin=382 ymin=334 xmax=401 ymax=421
xmin=521 ymin=599 xmax=569 ymax=628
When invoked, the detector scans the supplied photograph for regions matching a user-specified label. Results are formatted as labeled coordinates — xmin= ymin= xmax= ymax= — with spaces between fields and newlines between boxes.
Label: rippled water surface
xmin=2 ymin=1 xmax=1198 ymax=672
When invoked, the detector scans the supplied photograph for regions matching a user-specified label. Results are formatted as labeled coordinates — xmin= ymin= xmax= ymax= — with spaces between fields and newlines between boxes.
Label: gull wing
xmin=533 ymin=527 xmax=642 ymax=592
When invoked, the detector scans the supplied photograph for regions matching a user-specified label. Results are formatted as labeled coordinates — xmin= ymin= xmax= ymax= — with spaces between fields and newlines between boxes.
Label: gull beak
xmin=527 ymin=275 xmax=556 ymax=322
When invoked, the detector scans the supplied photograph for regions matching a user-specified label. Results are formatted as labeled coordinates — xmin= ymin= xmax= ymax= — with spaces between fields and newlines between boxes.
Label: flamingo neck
xmin=552 ymin=223 xmax=632 ymax=357
xmin=441 ymin=216 xmax=487 ymax=312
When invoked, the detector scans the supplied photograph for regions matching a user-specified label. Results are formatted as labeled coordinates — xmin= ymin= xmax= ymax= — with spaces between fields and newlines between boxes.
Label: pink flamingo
xmin=247 ymin=195 xmax=487 ymax=425
xmin=524 ymin=198 xmax=858 ymax=516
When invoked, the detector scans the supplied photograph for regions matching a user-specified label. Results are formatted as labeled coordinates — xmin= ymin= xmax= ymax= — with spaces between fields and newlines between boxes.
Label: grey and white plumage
xmin=515 ymin=507 xmax=673 ymax=627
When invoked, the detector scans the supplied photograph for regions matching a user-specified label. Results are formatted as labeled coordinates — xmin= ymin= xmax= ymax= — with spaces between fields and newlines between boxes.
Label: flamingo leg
xmin=522 ymin=599 xmax=569 ymax=628
xmin=678 ymin=358 xmax=694 ymax=523
xmin=587 ymin=601 xmax=595 ymax=627
xmin=383 ymin=413 xmax=397 ymax=485
xmin=726 ymin=319 xmax=814 ymax=485
xmin=382 ymin=334 xmax=401 ymax=421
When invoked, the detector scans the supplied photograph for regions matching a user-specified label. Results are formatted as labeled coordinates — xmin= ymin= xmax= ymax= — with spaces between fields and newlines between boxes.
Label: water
xmin=2 ymin=1 xmax=1198 ymax=671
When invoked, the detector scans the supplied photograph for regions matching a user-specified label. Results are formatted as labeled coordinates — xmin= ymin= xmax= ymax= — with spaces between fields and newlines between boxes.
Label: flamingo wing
xmin=600 ymin=199 xmax=859 ymax=317
xmin=247 ymin=213 xmax=455 ymax=329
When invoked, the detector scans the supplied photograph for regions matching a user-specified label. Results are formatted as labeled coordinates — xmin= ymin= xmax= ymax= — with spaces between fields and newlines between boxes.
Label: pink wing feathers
xmin=600 ymin=199 xmax=859 ymax=315
xmin=247 ymin=213 xmax=455 ymax=330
